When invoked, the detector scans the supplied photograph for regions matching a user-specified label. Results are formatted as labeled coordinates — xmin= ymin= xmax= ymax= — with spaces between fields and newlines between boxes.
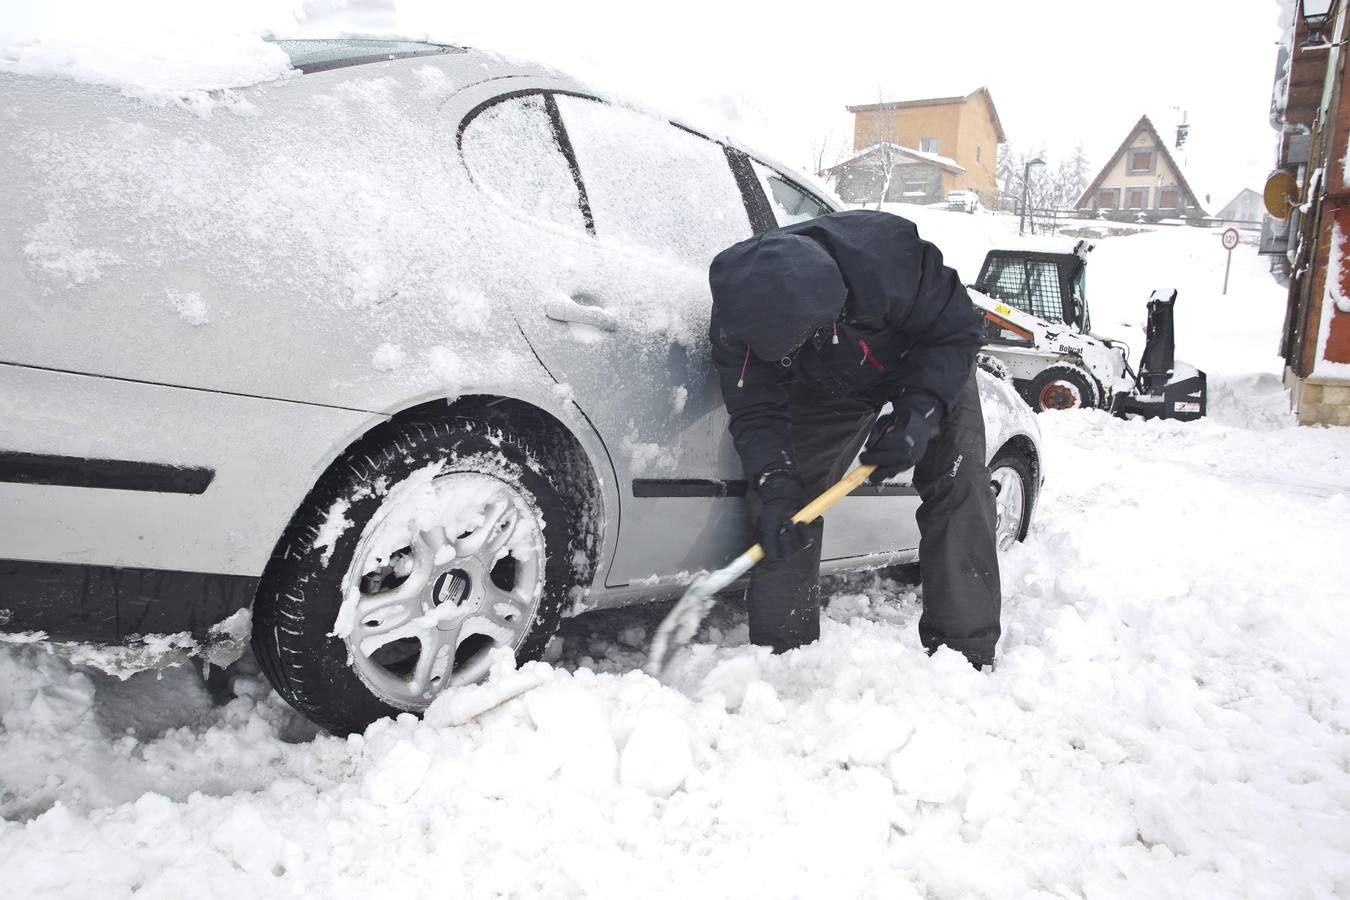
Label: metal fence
xmin=1010 ymin=206 xmax=1264 ymax=236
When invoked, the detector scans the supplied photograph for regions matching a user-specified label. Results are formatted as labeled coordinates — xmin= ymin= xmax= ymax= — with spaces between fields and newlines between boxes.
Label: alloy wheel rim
xmin=990 ymin=465 xmax=1026 ymax=551
xmin=340 ymin=471 xmax=546 ymax=711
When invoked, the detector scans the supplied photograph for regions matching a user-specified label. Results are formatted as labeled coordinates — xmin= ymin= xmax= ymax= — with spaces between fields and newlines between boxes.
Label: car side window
xmin=752 ymin=164 xmax=832 ymax=225
xmin=553 ymin=95 xmax=752 ymax=266
xmin=459 ymin=93 xmax=589 ymax=233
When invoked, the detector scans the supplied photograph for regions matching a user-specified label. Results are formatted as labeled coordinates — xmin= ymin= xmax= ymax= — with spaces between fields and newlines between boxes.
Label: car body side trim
xmin=0 ymin=451 xmax=214 ymax=495
xmin=631 ymin=478 xmax=917 ymax=498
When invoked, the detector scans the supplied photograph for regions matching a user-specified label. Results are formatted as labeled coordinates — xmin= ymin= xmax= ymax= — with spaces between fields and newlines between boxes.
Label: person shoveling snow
xmin=650 ymin=209 xmax=1001 ymax=673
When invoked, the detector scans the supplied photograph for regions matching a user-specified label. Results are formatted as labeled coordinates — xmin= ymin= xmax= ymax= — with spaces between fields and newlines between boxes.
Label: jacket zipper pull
xmin=832 ymin=323 xmax=839 ymax=344
xmin=858 ymin=339 xmax=885 ymax=371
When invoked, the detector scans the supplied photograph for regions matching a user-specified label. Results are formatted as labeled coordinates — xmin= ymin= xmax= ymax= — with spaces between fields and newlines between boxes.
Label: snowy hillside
xmin=4 ymin=210 xmax=1349 ymax=898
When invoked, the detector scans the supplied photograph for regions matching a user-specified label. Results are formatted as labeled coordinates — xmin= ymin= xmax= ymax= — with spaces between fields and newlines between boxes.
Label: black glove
xmin=859 ymin=397 xmax=942 ymax=484
xmin=755 ymin=467 xmax=815 ymax=562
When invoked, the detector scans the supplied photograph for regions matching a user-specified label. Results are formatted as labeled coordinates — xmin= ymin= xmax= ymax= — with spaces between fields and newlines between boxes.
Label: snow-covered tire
xmin=251 ymin=417 xmax=580 ymax=736
xmin=1028 ymin=363 xmax=1100 ymax=412
xmin=989 ymin=447 xmax=1034 ymax=551
xmin=977 ymin=353 xmax=1013 ymax=384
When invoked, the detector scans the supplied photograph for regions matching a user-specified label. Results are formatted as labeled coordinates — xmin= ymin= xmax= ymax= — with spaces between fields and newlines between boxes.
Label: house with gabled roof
xmin=823 ymin=142 xmax=966 ymax=207
xmin=1216 ymin=188 xmax=1264 ymax=228
xmin=833 ymin=88 xmax=1006 ymax=207
xmin=1075 ymin=116 xmax=1206 ymax=221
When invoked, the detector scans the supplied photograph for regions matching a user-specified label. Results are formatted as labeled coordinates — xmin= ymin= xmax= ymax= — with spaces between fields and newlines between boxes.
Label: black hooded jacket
xmin=709 ymin=209 xmax=982 ymax=483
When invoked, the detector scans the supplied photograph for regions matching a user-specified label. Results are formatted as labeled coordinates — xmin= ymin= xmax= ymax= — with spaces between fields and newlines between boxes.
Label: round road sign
xmin=1221 ymin=228 xmax=1240 ymax=251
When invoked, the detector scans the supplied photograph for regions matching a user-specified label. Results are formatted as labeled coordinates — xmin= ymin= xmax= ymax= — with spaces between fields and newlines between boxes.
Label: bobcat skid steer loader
xmin=968 ymin=241 xmax=1206 ymax=420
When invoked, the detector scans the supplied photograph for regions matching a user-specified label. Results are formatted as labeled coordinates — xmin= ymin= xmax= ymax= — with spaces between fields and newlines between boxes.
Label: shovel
xmin=644 ymin=462 xmax=878 ymax=677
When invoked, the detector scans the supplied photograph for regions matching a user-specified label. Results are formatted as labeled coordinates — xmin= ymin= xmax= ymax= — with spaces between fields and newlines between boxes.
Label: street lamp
xmin=1018 ymin=158 xmax=1045 ymax=236
xmin=1301 ymin=0 xmax=1336 ymax=49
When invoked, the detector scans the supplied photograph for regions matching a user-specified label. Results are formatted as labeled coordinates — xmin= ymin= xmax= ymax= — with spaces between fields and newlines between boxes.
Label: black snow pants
xmin=745 ymin=367 xmax=1002 ymax=666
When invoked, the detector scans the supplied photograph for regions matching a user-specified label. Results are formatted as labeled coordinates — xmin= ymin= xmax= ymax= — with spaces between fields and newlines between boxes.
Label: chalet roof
xmin=825 ymin=141 xmax=966 ymax=176
xmin=845 ymin=87 xmax=1007 ymax=143
xmin=1075 ymin=116 xmax=1207 ymax=214
xmin=1216 ymin=188 xmax=1264 ymax=220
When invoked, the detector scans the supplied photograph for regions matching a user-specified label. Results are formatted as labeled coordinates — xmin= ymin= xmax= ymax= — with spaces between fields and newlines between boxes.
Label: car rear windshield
xmin=270 ymin=39 xmax=464 ymax=74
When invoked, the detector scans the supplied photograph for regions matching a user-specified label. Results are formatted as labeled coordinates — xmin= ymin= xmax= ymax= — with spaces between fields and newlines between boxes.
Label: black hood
xmin=709 ymin=232 xmax=847 ymax=360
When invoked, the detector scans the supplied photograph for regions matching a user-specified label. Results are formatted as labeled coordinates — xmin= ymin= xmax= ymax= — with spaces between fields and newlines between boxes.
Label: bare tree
xmin=808 ymin=132 xmax=847 ymax=181
xmin=853 ymin=88 xmax=905 ymax=209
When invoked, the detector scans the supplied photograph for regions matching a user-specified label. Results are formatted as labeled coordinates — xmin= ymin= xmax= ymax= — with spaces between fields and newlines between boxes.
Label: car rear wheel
xmin=1028 ymin=363 xmax=1100 ymax=412
xmin=251 ymin=417 xmax=580 ymax=735
xmin=989 ymin=448 xmax=1034 ymax=551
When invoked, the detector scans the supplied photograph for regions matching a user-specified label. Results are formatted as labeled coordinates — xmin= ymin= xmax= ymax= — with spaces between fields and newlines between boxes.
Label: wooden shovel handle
xmin=744 ymin=463 xmax=878 ymax=564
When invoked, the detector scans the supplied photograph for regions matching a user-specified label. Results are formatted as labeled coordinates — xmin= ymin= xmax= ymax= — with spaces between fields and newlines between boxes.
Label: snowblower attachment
xmin=1113 ymin=289 xmax=1207 ymax=421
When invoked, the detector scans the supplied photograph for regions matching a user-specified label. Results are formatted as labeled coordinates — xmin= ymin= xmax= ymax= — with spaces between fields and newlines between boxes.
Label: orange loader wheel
xmin=1028 ymin=364 xmax=1100 ymax=413
xmin=1037 ymin=380 xmax=1081 ymax=410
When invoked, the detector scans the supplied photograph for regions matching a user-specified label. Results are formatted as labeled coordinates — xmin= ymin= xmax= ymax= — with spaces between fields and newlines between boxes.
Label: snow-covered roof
xmin=825 ymin=141 xmax=966 ymax=176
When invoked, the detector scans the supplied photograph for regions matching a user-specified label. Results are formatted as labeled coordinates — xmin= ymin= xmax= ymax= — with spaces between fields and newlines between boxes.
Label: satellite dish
xmin=1263 ymin=170 xmax=1300 ymax=219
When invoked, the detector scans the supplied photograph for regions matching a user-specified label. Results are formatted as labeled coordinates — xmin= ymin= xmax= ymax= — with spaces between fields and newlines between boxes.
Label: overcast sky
xmin=3 ymin=0 xmax=1288 ymax=207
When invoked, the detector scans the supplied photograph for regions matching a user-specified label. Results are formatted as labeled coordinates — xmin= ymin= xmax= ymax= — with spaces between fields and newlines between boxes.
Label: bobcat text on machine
xmin=967 ymin=240 xmax=1207 ymax=420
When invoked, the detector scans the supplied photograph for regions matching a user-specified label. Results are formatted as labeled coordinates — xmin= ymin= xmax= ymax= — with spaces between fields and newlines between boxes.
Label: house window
xmin=1126 ymin=187 xmax=1148 ymax=209
xmin=920 ymin=138 xmax=939 ymax=154
xmin=1097 ymin=188 xmax=1120 ymax=210
xmin=1159 ymin=188 xmax=1180 ymax=209
xmin=1128 ymin=150 xmax=1154 ymax=174
xmin=901 ymin=180 xmax=928 ymax=196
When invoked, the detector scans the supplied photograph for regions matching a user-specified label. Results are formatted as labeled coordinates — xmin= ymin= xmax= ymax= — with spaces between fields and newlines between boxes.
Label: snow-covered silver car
xmin=0 ymin=40 xmax=1042 ymax=733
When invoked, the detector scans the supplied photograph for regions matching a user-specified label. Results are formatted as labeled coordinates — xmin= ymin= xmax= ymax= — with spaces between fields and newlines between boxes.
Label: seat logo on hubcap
xmin=432 ymin=570 xmax=469 ymax=607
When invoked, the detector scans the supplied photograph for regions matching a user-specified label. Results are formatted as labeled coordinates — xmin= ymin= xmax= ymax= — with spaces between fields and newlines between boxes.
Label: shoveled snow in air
xmin=3 ymin=212 xmax=1349 ymax=896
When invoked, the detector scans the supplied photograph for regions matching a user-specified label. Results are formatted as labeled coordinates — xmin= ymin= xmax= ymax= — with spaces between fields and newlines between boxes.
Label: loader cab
xmin=973 ymin=247 xmax=1091 ymax=334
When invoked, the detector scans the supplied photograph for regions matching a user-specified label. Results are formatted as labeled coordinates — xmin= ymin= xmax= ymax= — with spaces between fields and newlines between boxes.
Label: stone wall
xmin=1286 ymin=370 xmax=1350 ymax=425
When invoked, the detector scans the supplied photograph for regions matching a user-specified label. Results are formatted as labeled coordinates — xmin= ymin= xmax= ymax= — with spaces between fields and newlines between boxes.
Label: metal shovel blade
xmin=643 ymin=551 xmax=756 ymax=677
xmin=642 ymin=462 xmax=878 ymax=678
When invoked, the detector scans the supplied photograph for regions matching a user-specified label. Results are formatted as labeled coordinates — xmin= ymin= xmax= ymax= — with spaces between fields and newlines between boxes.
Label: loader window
xmin=981 ymin=257 xmax=1066 ymax=325
xmin=1023 ymin=261 xmax=1064 ymax=322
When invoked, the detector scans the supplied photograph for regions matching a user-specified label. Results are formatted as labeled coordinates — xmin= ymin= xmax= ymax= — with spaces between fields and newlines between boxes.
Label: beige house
xmin=1076 ymin=116 xmax=1206 ymax=221
xmin=839 ymin=88 xmax=1006 ymax=207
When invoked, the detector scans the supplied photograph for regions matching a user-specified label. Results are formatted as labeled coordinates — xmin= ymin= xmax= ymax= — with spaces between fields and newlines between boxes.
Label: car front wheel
xmin=251 ymin=417 xmax=579 ymax=735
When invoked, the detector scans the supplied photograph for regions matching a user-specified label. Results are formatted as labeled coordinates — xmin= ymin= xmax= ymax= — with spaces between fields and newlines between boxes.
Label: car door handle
xmin=544 ymin=296 xmax=618 ymax=332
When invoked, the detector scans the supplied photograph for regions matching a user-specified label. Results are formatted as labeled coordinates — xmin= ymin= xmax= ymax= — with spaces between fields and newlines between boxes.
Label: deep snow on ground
xmin=4 ymin=213 xmax=1350 ymax=899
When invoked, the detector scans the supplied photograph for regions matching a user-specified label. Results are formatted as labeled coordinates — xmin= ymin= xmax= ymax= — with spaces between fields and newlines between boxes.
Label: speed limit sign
xmin=1221 ymin=228 xmax=1239 ymax=294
